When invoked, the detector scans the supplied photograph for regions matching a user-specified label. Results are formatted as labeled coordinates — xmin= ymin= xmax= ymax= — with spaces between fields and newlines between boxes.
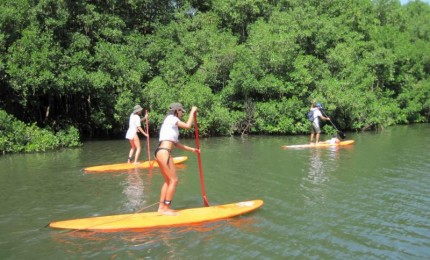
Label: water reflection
xmin=307 ymin=148 xmax=340 ymax=184
xmin=122 ymin=171 xmax=145 ymax=212
xmin=301 ymin=147 xmax=342 ymax=208
xmin=121 ymin=167 xmax=160 ymax=213
xmin=307 ymin=148 xmax=326 ymax=184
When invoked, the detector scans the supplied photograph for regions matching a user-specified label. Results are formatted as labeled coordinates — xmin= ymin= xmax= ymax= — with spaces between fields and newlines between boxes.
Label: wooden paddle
xmin=321 ymin=109 xmax=346 ymax=139
xmin=144 ymin=110 xmax=152 ymax=168
xmin=193 ymin=112 xmax=209 ymax=207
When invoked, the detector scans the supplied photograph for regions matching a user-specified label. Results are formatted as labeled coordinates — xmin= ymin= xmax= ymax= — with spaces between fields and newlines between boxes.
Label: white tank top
xmin=125 ymin=113 xmax=141 ymax=140
xmin=159 ymin=115 xmax=180 ymax=143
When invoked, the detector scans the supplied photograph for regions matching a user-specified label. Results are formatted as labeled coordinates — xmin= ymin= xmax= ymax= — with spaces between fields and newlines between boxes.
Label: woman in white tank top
xmin=155 ymin=103 xmax=199 ymax=216
xmin=125 ymin=105 xmax=148 ymax=164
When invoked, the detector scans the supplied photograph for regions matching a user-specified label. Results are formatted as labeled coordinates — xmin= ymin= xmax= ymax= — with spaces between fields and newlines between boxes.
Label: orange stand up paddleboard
xmin=49 ymin=200 xmax=264 ymax=231
xmin=83 ymin=156 xmax=188 ymax=173
xmin=282 ymin=140 xmax=355 ymax=149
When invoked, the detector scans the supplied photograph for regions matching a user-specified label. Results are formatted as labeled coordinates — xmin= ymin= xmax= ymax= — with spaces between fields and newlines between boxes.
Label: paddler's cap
xmin=133 ymin=105 xmax=143 ymax=113
xmin=316 ymin=103 xmax=323 ymax=109
xmin=169 ymin=103 xmax=186 ymax=112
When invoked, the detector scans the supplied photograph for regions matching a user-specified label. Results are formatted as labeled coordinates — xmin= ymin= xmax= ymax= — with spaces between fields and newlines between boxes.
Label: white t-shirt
xmin=159 ymin=115 xmax=180 ymax=143
xmin=312 ymin=109 xmax=322 ymax=124
xmin=125 ymin=114 xmax=141 ymax=140
xmin=327 ymin=138 xmax=337 ymax=144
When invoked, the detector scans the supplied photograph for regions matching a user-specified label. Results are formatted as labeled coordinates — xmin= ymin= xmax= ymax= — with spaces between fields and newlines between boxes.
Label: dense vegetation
xmin=1 ymin=0 xmax=429 ymax=153
xmin=0 ymin=109 xmax=80 ymax=154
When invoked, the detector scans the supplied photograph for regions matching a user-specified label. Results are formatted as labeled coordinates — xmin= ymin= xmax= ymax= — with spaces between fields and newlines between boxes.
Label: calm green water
xmin=0 ymin=124 xmax=429 ymax=259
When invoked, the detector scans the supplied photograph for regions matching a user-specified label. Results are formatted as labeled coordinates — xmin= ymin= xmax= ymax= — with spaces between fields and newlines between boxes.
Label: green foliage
xmin=0 ymin=0 xmax=429 ymax=153
xmin=7 ymin=26 xmax=61 ymax=103
xmin=211 ymin=0 xmax=271 ymax=41
xmin=205 ymin=100 xmax=236 ymax=136
xmin=322 ymin=125 xmax=337 ymax=137
xmin=0 ymin=110 xmax=81 ymax=154
xmin=56 ymin=126 xmax=81 ymax=147
xmin=255 ymin=97 xmax=306 ymax=134
xmin=397 ymin=78 xmax=430 ymax=123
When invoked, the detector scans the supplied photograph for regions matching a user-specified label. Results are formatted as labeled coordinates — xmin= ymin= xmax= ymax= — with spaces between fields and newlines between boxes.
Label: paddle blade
xmin=203 ymin=195 xmax=209 ymax=207
xmin=338 ymin=131 xmax=346 ymax=139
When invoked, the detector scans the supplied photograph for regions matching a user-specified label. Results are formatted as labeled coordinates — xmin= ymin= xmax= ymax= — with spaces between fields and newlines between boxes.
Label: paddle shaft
xmin=320 ymin=109 xmax=346 ymax=139
xmin=193 ymin=112 xmax=209 ymax=207
xmin=145 ymin=110 xmax=152 ymax=167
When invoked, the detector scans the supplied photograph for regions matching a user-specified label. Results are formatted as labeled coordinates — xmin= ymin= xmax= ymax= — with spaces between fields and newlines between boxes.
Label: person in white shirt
xmin=125 ymin=105 xmax=148 ymax=164
xmin=155 ymin=103 xmax=199 ymax=216
xmin=309 ymin=102 xmax=330 ymax=144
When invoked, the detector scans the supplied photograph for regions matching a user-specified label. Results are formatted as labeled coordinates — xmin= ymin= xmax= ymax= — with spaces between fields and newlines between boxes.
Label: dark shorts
xmin=311 ymin=122 xmax=321 ymax=134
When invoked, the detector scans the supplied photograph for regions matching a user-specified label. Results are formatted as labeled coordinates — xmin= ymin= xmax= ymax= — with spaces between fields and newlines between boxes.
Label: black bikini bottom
xmin=154 ymin=146 xmax=172 ymax=165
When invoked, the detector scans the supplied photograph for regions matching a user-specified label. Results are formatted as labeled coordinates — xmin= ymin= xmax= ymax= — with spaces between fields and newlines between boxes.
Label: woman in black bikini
xmin=155 ymin=103 xmax=199 ymax=215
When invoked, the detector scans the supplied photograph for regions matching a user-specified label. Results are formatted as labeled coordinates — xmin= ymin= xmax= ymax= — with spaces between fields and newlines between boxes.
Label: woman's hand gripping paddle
xmin=321 ymin=109 xmax=346 ymax=139
xmin=193 ymin=112 xmax=209 ymax=207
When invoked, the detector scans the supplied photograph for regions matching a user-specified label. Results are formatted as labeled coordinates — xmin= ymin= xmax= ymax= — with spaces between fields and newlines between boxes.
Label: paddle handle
xmin=193 ymin=112 xmax=209 ymax=207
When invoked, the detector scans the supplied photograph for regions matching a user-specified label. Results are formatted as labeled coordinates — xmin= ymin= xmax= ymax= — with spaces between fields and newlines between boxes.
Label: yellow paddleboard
xmin=49 ymin=200 xmax=263 ymax=231
xmin=83 ymin=156 xmax=188 ymax=173
xmin=281 ymin=140 xmax=355 ymax=149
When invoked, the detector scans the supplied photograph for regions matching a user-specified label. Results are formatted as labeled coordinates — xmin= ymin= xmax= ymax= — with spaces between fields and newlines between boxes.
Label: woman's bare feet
xmin=158 ymin=208 xmax=178 ymax=216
